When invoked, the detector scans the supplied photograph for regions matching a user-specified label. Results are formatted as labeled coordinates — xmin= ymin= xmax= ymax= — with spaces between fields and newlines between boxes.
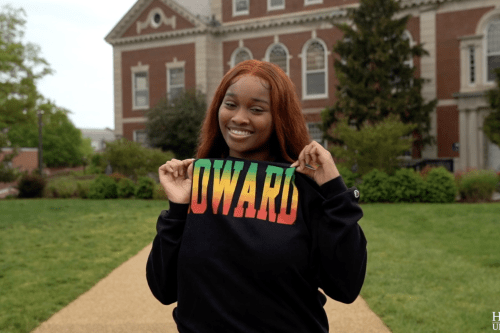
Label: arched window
xmin=486 ymin=18 xmax=500 ymax=82
xmin=303 ymin=39 xmax=328 ymax=98
xmin=231 ymin=47 xmax=253 ymax=67
xmin=266 ymin=43 xmax=289 ymax=75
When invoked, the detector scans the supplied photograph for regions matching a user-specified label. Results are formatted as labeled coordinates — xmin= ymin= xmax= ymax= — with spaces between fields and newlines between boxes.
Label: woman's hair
xmin=196 ymin=59 xmax=310 ymax=163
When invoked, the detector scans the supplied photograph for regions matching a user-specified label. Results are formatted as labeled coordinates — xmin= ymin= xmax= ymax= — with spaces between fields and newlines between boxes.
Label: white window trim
xmin=484 ymin=18 xmax=500 ymax=84
xmin=268 ymin=0 xmax=285 ymax=11
xmin=307 ymin=122 xmax=327 ymax=147
xmin=131 ymin=62 xmax=150 ymax=110
xmin=230 ymin=47 xmax=254 ymax=68
xmin=166 ymin=58 xmax=186 ymax=100
xmin=233 ymin=0 xmax=250 ymax=17
xmin=402 ymin=30 xmax=414 ymax=69
xmin=301 ymin=38 xmax=329 ymax=100
xmin=265 ymin=43 xmax=290 ymax=75
xmin=304 ymin=0 xmax=323 ymax=6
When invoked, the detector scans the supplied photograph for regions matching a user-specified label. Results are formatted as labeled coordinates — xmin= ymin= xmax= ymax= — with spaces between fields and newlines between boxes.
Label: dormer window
xmin=233 ymin=0 xmax=250 ymax=16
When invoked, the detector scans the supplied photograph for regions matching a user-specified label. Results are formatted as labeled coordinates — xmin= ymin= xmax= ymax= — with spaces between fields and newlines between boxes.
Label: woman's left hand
xmin=290 ymin=141 xmax=340 ymax=186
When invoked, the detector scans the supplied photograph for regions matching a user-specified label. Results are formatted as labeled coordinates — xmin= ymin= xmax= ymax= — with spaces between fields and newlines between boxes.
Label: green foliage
xmin=322 ymin=0 xmax=436 ymax=150
xmin=330 ymin=116 xmax=416 ymax=175
xmin=0 ymin=5 xmax=53 ymax=131
xmin=135 ymin=176 xmax=155 ymax=199
xmin=422 ymin=167 xmax=457 ymax=203
xmin=153 ymin=182 xmax=168 ymax=201
xmin=103 ymin=138 xmax=173 ymax=180
xmin=484 ymin=67 xmax=500 ymax=147
xmin=117 ymin=178 xmax=136 ymax=199
xmin=458 ymin=169 xmax=498 ymax=202
xmin=46 ymin=178 xmax=77 ymax=198
xmin=76 ymin=180 xmax=91 ymax=199
xmin=358 ymin=169 xmax=391 ymax=203
xmin=336 ymin=164 xmax=359 ymax=188
xmin=146 ymin=88 xmax=207 ymax=159
xmin=386 ymin=168 xmax=425 ymax=202
xmin=16 ymin=173 xmax=46 ymax=198
xmin=88 ymin=175 xmax=117 ymax=199
xmin=7 ymin=102 xmax=87 ymax=167
xmin=87 ymin=153 xmax=106 ymax=174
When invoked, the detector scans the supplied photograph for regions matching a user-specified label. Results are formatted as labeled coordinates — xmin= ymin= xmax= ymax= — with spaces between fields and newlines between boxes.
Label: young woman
xmin=146 ymin=60 xmax=367 ymax=332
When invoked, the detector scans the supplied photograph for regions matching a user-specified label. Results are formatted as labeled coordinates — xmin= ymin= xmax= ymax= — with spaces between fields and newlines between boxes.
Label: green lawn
xmin=0 ymin=199 xmax=169 ymax=333
xmin=0 ymin=200 xmax=499 ymax=333
xmin=359 ymin=203 xmax=500 ymax=332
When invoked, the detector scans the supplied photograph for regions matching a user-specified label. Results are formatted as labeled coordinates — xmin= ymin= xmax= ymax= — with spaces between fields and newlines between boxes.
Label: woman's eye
xmin=251 ymin=108 xmax=264 ymax=113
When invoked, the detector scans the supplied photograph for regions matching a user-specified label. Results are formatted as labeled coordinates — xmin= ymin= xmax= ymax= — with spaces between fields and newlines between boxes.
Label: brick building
xmin=105 ymin=0 xmax=500 ymax=172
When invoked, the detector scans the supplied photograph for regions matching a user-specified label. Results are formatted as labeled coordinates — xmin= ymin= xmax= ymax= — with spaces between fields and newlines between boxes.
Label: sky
xmin=10 ymin=0 xmax=210 ymax=130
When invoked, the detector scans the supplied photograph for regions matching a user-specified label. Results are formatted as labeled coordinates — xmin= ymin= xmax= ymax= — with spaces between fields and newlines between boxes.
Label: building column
xmin=458 ymin=108 xmax=468 ymax=171
xmin=420 ymin=9 xmax=438 ymax=159
xmin=113 ymin=47 xmax=123 ymax=138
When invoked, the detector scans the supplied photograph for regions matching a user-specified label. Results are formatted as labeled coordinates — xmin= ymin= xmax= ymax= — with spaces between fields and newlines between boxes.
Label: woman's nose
xmin=231 ymin=107 xmax=250 ymax=124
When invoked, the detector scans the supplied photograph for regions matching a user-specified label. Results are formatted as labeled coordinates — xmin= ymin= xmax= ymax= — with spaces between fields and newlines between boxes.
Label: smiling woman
xmin=218 ymin=75 xmax=274 ymax=161
xmin=147 ymin=60 xmax=366 ymax=333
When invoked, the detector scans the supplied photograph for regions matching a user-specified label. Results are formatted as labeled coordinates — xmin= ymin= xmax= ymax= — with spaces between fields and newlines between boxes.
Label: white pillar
xmin=459 ymin=108 xmax=468 ymax=171
xmin=420 ymin=9 xmax=437 ymax=159
xmin=469 ymin=110 xmax=478 ymax=169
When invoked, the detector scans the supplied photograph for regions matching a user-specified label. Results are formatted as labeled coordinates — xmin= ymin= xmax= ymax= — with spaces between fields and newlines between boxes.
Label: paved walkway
xmin=32 ymin=244 xmax=391 ymax=333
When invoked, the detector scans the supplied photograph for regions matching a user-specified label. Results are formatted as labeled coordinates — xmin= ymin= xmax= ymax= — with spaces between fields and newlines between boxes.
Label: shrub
xmin=117 ymin=178 xmax=136 ymax=198
xmin=47 ymin=178 xmax=77 ymax=198
xmin=329 ymin=115 xmax=417 ymax=175
xmin=153 ymin=183 xmax=168 ymax=201
xmin=422 ymin=167 xmax=457 ymax=203
xmin=103 ymin=138 xmax=174 ymax=180
xmin=387 ymin=168 xmax=425 ymax=203
xmin=336 ymin=165 xmax=359 ymax=188
xmin=76 ymin=180 xmax=92 ymax=199
xmin=88 ymin=175 xmax=118 ymax=199
xmin=87 ymin=153 xmax=105 ymax=174
xmin=17 ymin=173 xmax=47 ymax=198
xmin=358 ymin=169 xmax=391 ymax=203
xmin=458 ymin=169 xmax=498 ymax=202
xmin=109 ymin=172 xmax=128 ymax=183
xmin=135 ymin=176 xmax=155 ymax=199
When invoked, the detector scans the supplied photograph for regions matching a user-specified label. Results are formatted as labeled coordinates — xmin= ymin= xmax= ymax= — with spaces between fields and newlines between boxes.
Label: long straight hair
xmin=196 ymin=60 xmax=310 ymax=163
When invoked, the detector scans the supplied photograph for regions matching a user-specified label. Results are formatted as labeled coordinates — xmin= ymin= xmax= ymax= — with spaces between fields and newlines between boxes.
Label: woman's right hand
xmin=158 ymin=158 xmax=195 ymax=204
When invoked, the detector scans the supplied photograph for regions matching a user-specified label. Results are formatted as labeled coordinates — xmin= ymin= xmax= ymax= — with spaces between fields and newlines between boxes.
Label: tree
xmin=322 ymin=0 xmax=436 ymax=151
xmin=0 ymin=4 xmax=53 ymax=130
xmin=1 ymin=4 xmax=52 ymax=177
xmin=146 ymin=88 xmax=207 ymax=160
xmin=330 ymin=115 xmax=417 ymax=175
xmin=484 ymin=68 xmax=500 ymax=147
xmin=7 ymin=101 xmax=92 ymax=167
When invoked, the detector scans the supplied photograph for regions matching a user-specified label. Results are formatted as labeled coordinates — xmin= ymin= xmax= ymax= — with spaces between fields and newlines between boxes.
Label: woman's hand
xmin=291 ymin=141 xmax=340 ymax=186
xmin=159 ymin=158 xmax=195 ymax=204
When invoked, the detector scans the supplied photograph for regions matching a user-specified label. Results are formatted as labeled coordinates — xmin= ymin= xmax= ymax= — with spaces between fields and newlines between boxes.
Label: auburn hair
xmin=196 ymin=60 xmax=310 ymax=163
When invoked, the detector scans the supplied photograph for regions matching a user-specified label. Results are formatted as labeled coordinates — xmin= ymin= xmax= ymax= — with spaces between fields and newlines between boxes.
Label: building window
xmin=487 ymin=18 xmax=500 ymax=82
xmin=133 ymin=130 xmax=148 ymax=147
xmin=233 ymin=0 xmax=250 ymax=16
xmin=268 ymin=0 xmax=285 ymax=11
xmin=307 ymin=122 xmax=324 ymax=144
xmin=469 ymin=46 xmax=476 ymax=85
xmin=133 ymin=71 xmax=149 ymax=109
xmin=303 ymin=39 xmax=327 ymax=99
xmin=231 ymin=47 xmax=253 ymax=67
xmin=266 ymin=43 xmax=289 ymax=75
xmin=304 ymin=0 xmax=323 ymax=6
xmin=168 ymin=67 xmax=184 ymax=101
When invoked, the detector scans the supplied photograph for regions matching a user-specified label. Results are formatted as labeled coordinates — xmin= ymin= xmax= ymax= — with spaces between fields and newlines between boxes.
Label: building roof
xmin=80 ymin=128 xmax=116 ymax=142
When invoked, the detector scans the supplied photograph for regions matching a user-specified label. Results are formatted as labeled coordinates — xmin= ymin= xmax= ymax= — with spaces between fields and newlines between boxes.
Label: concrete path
xmin=32 ymin=244 xmax=391 ymax=333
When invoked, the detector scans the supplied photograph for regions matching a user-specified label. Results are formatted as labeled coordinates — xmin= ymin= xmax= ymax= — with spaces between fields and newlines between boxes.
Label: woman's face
xmin=218 ymin=74 xmax=274 ymax=161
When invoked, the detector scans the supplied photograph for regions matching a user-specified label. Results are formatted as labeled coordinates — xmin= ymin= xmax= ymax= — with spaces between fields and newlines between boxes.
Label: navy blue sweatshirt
xmin=146 ymin=157 xmax=367 ymax=332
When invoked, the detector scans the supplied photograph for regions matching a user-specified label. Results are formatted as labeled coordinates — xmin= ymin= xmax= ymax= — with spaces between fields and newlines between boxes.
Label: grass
xmin=0 ymin=200 xmax=499 ymax=332
xmin=0 ymin=199 xmax=169 ymax=333
xmin=359 ymin=203 xmax=500 ymax=332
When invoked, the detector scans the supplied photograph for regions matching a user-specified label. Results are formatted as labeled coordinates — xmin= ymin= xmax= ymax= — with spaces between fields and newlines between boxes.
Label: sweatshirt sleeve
xmin=146 ymin=202 xmax=189 ymax=305
xmin=312 ymin=176 xmax=367 ymax=304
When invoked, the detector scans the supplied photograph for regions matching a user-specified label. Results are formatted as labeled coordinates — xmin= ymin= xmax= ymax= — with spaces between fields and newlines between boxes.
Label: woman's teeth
xmin=230 ymin=129 xmax=251 ymax=136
